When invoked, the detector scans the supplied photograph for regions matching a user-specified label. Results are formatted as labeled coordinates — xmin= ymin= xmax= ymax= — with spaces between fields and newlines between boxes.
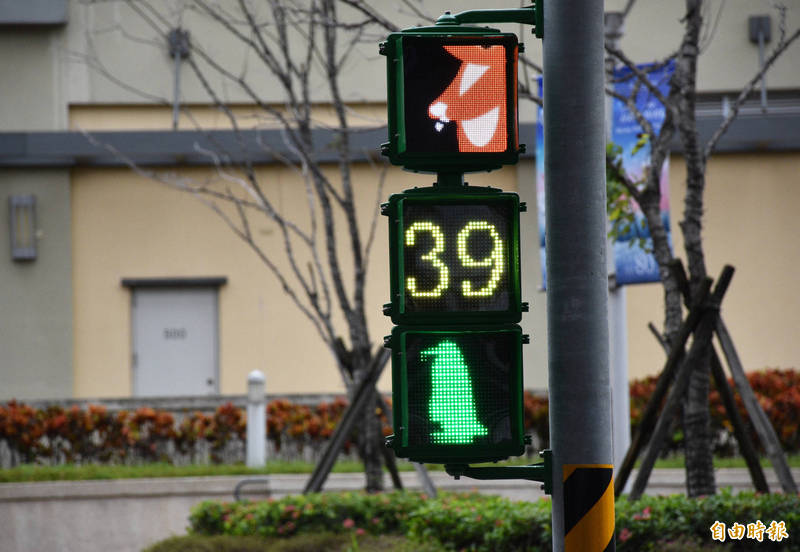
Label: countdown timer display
xmin=385 ymin=190 xmax=522 ymax=325
xmin=388 ymin=325 xmax=525 ymax=464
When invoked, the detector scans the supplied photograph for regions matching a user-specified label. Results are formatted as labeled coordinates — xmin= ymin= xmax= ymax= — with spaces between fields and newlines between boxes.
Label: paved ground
xmin=263 ymin=467 xmax=797 ymax=501
xmin=2 ymin=468 xmax=798 ymax=552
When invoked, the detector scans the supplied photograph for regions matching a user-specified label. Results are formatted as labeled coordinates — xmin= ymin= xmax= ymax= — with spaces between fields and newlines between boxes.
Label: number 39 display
xmin=384 ymin=190 xmax=523 ymax=325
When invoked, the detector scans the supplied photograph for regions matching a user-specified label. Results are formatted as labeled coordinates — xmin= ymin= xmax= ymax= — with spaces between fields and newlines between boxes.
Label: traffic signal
xmin=386 ymin=325 xmax=526 ymax=464
xmin=381 ymin=29 xmax=520 ymax=172
xmin=383 ymin=187 xmax=524 ymax=325
xmin=380 ymin=21 xmax=530 ymax=469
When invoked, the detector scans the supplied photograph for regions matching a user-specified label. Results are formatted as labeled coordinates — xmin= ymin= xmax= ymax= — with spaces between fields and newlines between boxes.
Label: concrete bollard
xmin=246 ymin=370 xmax=266 ymax=467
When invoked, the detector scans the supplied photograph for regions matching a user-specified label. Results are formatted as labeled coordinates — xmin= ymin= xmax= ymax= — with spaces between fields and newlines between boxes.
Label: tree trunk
xmin=677 ymin=0 xmax=715 ymax=497
xmin=359 ymin=391 xmax=385 ymax=493
xmin=641 ymin=201 xmax=682 ymax=343
xmin=349 ymin=351 xmax=385 ymax=493
xmin=682 ymin=338 xmax=716 ymax=495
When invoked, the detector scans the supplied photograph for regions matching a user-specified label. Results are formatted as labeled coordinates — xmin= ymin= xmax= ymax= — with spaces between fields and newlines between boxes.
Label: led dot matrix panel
xmin=385 ymin=190 xmax=522 ymax=325
xmin=389 ymin=325 xmax=525 ymax=464
xmin=382 ymin=30 xmax=520 ymax=172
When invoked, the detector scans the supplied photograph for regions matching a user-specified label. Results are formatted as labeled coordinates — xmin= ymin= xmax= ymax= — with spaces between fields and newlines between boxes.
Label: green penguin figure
xmin=422 ymin=339 xmax=488 ymax=444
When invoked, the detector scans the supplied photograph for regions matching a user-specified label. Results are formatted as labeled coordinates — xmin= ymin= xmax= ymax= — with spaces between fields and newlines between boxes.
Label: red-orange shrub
xmin=2 ymin=369 xmax=797 ymax=466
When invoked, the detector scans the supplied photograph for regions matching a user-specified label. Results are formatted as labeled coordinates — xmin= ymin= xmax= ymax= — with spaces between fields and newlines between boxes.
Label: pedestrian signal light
xmin=383 ymin=188 xmax=523 ymax=325
xmin=386 ymin=325 xmax=525 ymax=464
xmin=380 ymin=29 xmax=520 ymax=172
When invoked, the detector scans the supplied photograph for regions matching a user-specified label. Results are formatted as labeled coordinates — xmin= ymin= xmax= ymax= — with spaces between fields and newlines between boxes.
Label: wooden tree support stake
xmin=671 ymin=262 xmax=768 ymax=493
xmin=647 ymin=323 xmax=769 ymax=494
xmin=303 ymin=346 xmax=435 ymax=494
xmin=715 ymin=317 xmax=798 ymax=494
xmin=619 ymin=260 xmax=796 ymax=498
xmin=614 ymin=277 xmax=712 ymax=496
xmin=677 ymin=261 xmax=794 ymax=493
xmin=628 ymin=267 xmax=733 ymax=500
xmin=708 ymin=349 xmax=769 ymax=493
xmin=377 ymin=394 xmax=404 ymax=491
xmin=304 ymin=346 xmax=390 ymax=494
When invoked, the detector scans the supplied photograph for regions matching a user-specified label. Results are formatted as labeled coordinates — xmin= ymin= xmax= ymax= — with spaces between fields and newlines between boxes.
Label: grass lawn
xmin=1 ymin=455 xmax=799 ymax=483
xmin=0 ymin=459 xmax=369 ymax=483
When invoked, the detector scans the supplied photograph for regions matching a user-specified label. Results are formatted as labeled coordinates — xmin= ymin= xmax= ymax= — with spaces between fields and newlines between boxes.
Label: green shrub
xmin=190 ymin=490 xmax=800 ymax=552
xmin=144 ymin=535 xmax=274 ymax=552
xmin=616 ymin=489 xmax=800 ymax=551
xmin=190 ymin=491 xmax=430 ymax=538
xmin=406 ymin=493 xmax=551 ymax=551
xmin=145 ymin=533 xmax=441 ymax=552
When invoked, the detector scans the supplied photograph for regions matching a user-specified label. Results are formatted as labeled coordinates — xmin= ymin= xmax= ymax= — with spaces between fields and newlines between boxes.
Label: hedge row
xmin=630 ymin=368 xmax=800 ymax=455
xmin=1 ymin=369 xmax=797 ymax=466
xmin=0 ymin=402 xmax=248 ymax=465
xmin=189 ymin=489 xmax=800 ymax=551
xmin=0 ymin=399 xmax=386 ymax=466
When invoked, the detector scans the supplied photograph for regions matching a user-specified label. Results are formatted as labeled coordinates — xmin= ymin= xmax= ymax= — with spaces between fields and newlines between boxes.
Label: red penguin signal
xmin=428 ymin=45 xmax=507 ymax=153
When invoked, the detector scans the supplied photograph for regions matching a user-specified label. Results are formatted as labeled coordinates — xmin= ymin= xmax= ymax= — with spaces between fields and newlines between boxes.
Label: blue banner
xmin=536 ymin=60 xmax=674 ymax=287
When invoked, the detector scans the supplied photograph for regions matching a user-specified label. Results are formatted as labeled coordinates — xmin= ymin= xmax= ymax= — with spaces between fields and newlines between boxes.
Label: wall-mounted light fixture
xmin=167 ymin=27 xmax=191 ymax=131
xmin=749 ymin=14 xmax=772 ymax=113
xmin=8 ymin=194 xmax=37 ymax=261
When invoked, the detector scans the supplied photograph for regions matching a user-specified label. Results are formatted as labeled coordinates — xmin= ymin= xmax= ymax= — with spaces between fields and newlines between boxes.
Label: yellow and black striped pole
xmin=563 ymin=465 xmax=615 ymax=551
xmin=542 ymin=0 xmax=615 ymax=549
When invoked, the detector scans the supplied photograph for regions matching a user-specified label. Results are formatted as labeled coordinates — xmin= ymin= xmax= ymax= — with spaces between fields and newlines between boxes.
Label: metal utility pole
xmin=543 ymin=0 xmax=615 ymax=550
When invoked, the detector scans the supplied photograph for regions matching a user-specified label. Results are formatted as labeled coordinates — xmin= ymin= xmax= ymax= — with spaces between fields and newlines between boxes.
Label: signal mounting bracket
xmin=435 ymin=4 xmax=543 ymax=39
xmin=445 ymin=449 xmax=552 ymax=494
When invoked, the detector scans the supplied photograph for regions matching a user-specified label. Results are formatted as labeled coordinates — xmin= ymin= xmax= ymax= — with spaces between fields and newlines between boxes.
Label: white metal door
xmin=132 ymin=287 xmax=218 ymax=396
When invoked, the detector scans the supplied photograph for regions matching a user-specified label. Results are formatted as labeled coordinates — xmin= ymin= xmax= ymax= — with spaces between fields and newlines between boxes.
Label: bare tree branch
xmin=605 ymin=83 xmax=656 ymax=141
xmin=339 ymin=0 xmax=400 ymax=32
xmin=80 ymin=128 xmax=334 ymax=346
xmin=520 ymin=54 xmax=543 ymax=75
xmin=704 ymin=26 xmax=800 ymax=159
xmin=362 ymin=157 xmax=389 ymax=267
xmin=399 ymin=0 xmax=435 ymax=25
xmin=320 ymin=0 xmax=360 ymax=329
xmin=605 ymin=44 xmax=677 ymax=119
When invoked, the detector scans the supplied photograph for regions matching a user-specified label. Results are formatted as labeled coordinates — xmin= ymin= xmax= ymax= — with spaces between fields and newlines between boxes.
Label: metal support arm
xmin=445 ymin=449 xmax=552 ymax=494
xmin=436 ymin=4 xmax=543 ymax=38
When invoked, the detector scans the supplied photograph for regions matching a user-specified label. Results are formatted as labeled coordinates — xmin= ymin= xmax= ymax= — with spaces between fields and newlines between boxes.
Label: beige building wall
xmin=65 ymin=0 xmax=800 ymax=397
xmin=70 ymin=162 xmax=519 ymax=397
xmin=627 ymin=151 xmax=800 ymax=380
xmin=64 ymin=1 xmax=800 ymax=118
xmin=613 ymin=1 xmax=800 ymax=92
xmin=69 ymin=92 xmax=800 ymax=396
xmin=72 ymin=149 xmax=800 ymax=397
xmin=0 ymin=169 xmax=73 ymax=400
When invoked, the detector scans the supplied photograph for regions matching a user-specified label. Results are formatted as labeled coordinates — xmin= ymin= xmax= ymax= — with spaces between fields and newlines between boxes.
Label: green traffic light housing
xmin=385 ymin=324 xmax=527 ymax=464
xmin=380 ymin=26 xmax=521 ymax=173
xmin=378 ymin=3 xmax=546 ymax=482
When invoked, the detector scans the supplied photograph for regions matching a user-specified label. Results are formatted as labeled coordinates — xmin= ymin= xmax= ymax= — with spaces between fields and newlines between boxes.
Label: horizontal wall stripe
xmin=0 ymin=0 xmax=67 ymax=26
xmin=0 ymin=112 xmax=797 ymax=168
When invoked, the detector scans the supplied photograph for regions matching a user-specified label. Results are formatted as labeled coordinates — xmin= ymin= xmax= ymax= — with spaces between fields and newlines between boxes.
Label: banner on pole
xmin=536 ymin=60 xmax=675 ymax=287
